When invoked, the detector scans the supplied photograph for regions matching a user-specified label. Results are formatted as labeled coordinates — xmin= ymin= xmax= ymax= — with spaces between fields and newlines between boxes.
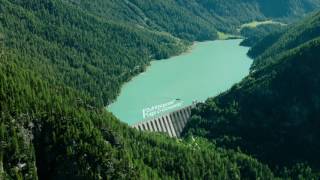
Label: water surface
xmin=108 ymin=39 xmax=252 ymax=125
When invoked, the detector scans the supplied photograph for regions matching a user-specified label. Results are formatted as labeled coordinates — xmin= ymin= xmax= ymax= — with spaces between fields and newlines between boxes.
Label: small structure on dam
xmin=132 ymin=103 xmax=197 ymax=137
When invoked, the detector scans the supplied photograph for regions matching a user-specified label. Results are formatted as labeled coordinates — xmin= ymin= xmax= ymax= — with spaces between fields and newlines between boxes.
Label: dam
xmin=132 ymin=103 xmax=196 ymax=137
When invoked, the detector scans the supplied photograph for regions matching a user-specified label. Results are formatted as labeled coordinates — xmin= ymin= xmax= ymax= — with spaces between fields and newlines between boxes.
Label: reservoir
xmin=108 ymin=39 xmax=252 ymax=125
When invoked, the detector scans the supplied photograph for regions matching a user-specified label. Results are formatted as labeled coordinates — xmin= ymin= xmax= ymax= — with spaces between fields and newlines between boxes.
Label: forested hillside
xmin=183 ymin=12 xmax=320 ymax=177
xmin=255 ymin=0 xmax=320 ymax=18
xmin=1 ymin=0 xmax=320 ymax=179
xmin=249 ymin=11 xmax=320 ymax=70
xmin=0 ymin=47 xmax=278 ymax=179
xmin=66 ymin=0 xmax=320 ymax=39
xmin=2 ymin=0 xmax=319 ymax=108
xmin=240 ymin=23 xmax=287 ymax=46
xmin=0 ymin=0 xmax=276 ymax=179
xmin=0 ymin=0 xmax=190 ymax=106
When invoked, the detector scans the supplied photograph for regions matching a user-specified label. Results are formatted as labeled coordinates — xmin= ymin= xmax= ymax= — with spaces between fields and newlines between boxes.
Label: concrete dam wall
xmin=132 ymin=104 xmax=196 ymax=137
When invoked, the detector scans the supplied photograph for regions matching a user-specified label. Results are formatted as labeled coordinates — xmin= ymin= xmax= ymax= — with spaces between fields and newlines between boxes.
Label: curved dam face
xmin=108 ymin=39 xmax=252 ymax=133
xmin=132 ymin=104 xmax=195 ymax=137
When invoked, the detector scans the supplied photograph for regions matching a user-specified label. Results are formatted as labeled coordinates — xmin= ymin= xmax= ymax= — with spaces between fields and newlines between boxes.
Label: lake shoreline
xmin=109 ymin=39 xmax=252 ymax=124
xmin=157 ymin=38 xmax=245 ymax=62
xmin=107 ymin=38 xmax=247 ymax=108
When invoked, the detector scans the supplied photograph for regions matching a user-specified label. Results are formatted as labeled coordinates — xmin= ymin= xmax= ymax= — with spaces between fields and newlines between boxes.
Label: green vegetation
xmin=217 ymin=32 xmax=241 ymax=40
xmin=183 ymin=12 xmax=320 ymax=178
xmin=1 ymin=0 xmax=320 ymax=179
xmin=0 ymin=39 xmax=277 ymax=179
xmin=0 ymin=0 xmax=192 ymax=107
xmin=249 ymin=11 xmax=320 ymax=70
xmin=1 ymin=50 xmax=282 ymax=179
xmin=253 ymin=0 xmax=320 ymax=19
xmin=65 ymin=0 xmax=320 ymax=39
xmin=240 ymin=23 xmax=287 ymax=46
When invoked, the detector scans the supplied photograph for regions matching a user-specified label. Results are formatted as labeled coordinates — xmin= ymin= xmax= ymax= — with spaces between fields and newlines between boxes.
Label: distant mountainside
xmin=249 ymin=11 xmax=320 ymax=70
xmin=183 ymin=12 xmax=320 ymax=175
xmin=66 ymin=0 xmax=320 ymax=39
xmin=254 ymin=0 xmax=320 ymax=18
xmin=65 ymin=0 xmax=260 ymax=40
xmin=1 ymin=0 xmax=320 ymax=179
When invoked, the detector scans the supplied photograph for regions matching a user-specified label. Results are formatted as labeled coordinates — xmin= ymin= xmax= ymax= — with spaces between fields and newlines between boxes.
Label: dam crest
xmin=132 ymin=103 xmax=197 ymax=137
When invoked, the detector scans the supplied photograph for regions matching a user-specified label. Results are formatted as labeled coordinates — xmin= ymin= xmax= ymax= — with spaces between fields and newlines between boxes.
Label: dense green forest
xmin=1 ymin=0 xmax=320 ymax=179
xmin=254 ymin=0 xmax=320 ymax=18
xmin=0 ymin=0 xmax=191 ymax=106
xmin=240 ymin=23 xmax=287 ymax=46
xmin=0 ymin=51 xmax=277 ymax=179
xmin=183 ymin=11 xmax=320 ymax=178
xmin=248 ymin=12 xmax=320 ymax=69
xmin=65 ymin=0 xmax=320 ymax=39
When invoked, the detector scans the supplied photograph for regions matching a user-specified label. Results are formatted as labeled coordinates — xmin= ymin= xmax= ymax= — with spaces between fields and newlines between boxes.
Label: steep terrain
xmin=0 ymin=54 xmax=276 ymax=179
xmin=249 ymin=11 xmax=320 ymax=70
xmin=255 ymin=0 xmax=320 ymax=18
xmin=183 ymin=12 xmax=320 ymax=176
xmin=66 ymin=0 xmax=320 ymax=38
xmin=240 ymin=23 xmax=287 ymax=46
xmin=1 ymin=0 xmax=320 ymax=179
xmin=0 ymin=0 xmax=274 ymax=179
xmin=0 ymin=0 xmax=190 ymax=106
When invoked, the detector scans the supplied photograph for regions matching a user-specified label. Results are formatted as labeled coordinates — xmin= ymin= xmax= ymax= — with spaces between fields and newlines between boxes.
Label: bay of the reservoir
xmin=108 ymin=39 xmax=252 ymax=125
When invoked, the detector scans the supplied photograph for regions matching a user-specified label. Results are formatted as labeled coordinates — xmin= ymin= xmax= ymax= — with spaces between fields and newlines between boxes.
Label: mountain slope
xmin=1 ymin=0 xmax=320 ymax=179
xmin=183 ymin=13 xmax=320 ymax=174
xmin=0 ymin=28 xmax=278 ymax=180
xmin=255 ymin=0 xmax=320 ymax=18
xmin=2 ymin=0 xmax=319 ymax=108
xmin=0 ymin=0 xmax=279 ymax=179
xmin=0 ymin=0 xmax=189 ymax=106
xmin=249 ymin=11 xmax=320 ymax=70
xmin=66 ymin=0 xmax=320 ymax=40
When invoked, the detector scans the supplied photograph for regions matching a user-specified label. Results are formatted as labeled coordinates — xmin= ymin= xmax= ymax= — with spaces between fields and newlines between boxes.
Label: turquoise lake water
xmin=108 ymin=39 xmax=252 ymax=125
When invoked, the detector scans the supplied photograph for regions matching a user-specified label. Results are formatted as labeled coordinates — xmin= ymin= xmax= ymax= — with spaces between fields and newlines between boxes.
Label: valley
xmin=1 ymin=0 xmax=320 ymax=179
